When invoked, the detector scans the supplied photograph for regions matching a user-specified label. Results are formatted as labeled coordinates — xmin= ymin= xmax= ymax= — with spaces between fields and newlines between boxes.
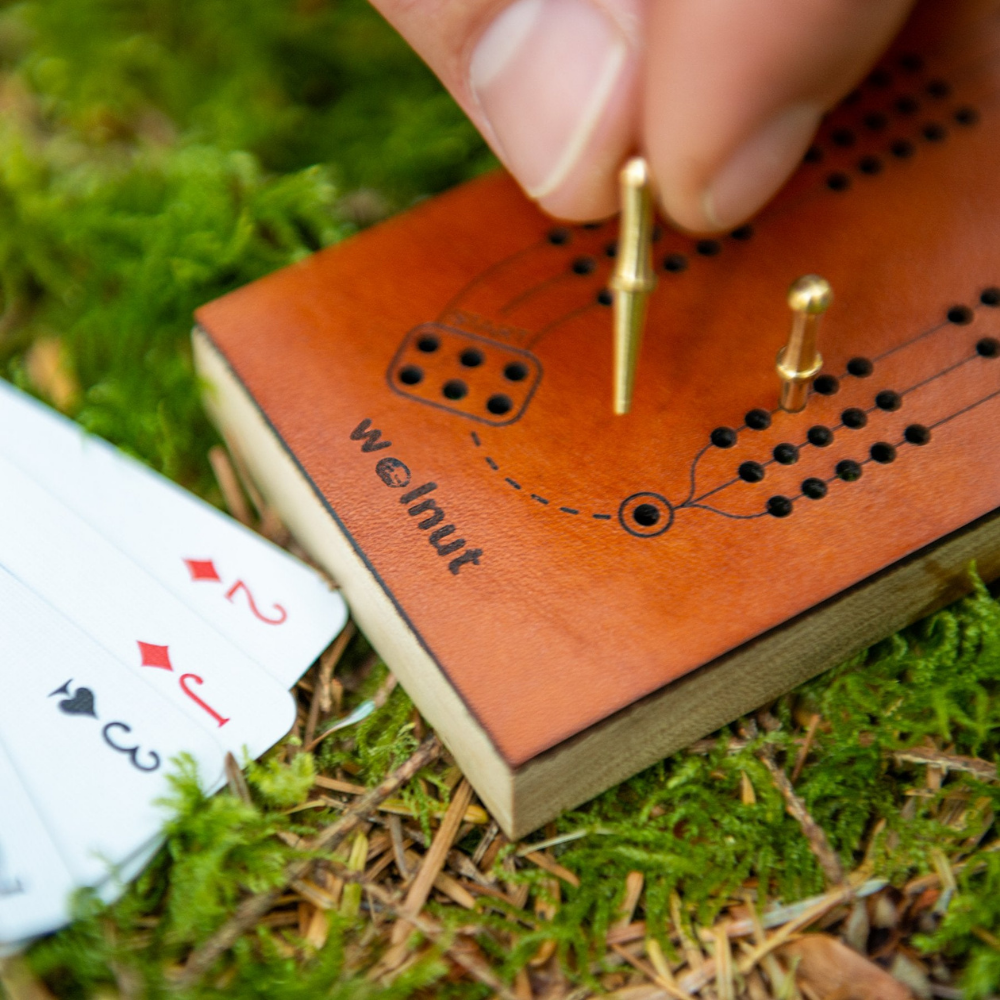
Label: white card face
xmin=0 ymin=381 xmax=347 ymax=688
xmin=0 ymin=454 xmax=297 ymax=759
xmin=0 ymin=567 xmax=228 ymax=888
xmin=0 ymin=740 xmax=76 ymax=948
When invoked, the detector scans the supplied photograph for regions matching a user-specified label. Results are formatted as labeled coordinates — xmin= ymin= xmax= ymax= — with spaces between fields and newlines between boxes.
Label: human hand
xmin=368 ymin=0 xmax=917 ymax=229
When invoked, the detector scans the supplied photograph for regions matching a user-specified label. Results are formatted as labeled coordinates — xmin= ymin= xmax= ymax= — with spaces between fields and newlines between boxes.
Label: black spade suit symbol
xmin=59 ymin=687 xmax=96 ymax=718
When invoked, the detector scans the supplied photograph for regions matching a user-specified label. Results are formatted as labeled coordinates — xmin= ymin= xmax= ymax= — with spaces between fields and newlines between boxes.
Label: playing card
xmin=0 ymin=565 xmax=231 ymax=890
xmin=0 ymin=740 xmax=76 ymax=949
xmin=0 ymin=453 xmax=297 ymax=758
xmin=0 ymin=381 xmax=346 ymax=687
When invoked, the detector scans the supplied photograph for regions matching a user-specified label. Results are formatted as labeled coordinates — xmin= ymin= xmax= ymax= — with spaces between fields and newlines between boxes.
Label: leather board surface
xmin=197 ymin=2 xmax=1000 ymax=768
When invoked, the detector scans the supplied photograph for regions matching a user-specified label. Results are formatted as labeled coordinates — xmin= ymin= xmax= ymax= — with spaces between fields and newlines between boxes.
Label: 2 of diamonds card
xmin=0 ymin=381 xmax=349 ymax=948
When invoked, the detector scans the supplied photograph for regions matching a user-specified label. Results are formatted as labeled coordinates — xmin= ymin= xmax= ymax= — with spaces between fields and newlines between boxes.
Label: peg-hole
xmin=745 ymin=408 xmax=771 ymax=430
xmin=868 ymin=68 xmax=892 ymax=88
xmin=948 ymin=305 xmax=973 ymax=324
xmin=486 ymin=394 xmax=512 ymax=416
xmin=696 ymin=239 xmax=721 ymax=256
xmin=955 ymin=106 xmax=979 ymax=126
xmin=663 ymin=253 xmax=688 ymax=273
xmin=802 ymin=478 xmax=827 ymax=500
xmin=632 ymin=504 xmax=660 ymax=527
xmin=836 ymin=459 xmax=863 ymax=481
xmin=571 ymin=256 xmax=596 ymax=275
xmin=814 ymin=374 xmax=839 ymax=396
xmin=895 ymin=95 xmax=919 ymax=115
xmin=596 ymin=288 xmax=612 ymax=306
xmin=980 ymin=287 xmax=1000 ymax=306
xmin=926 ymin=79 xmax=951 ymax=99
xmin=922 ymin=122 xmax=946 ymax=142
xmin=442 ymin=379 xmax=467 ymax=401
xmin=847 ymin=357 xmax=874 ymax=377
xmin=459 ymin=348 xmax=484 ymax=368
xmin=904 ymin=424 xmax=931 ymax=445
xmin=738 ymin=461 xmax=765 ymax=483
xmin=504 ymin=362 xmax=528 ymax=382
xmin=548 ymin=227 xmax=571 ymax=245
xmin=977 ymin=337 xmax=1000 ymax=358
xmin=398 ymin=366 xmax=423 ymax=386
xmin=842 ymin=407 xmax=867 ymax=429
xmin=808 ymin=425 xmax=834 ymax=447
xmin=875 ymin=390 xmax=902 ymax=411
xmin=891 ymin=139 xmax=915 ymax=158
xmin=804 ymin=146 xmax=824 ymax=163
xmin=832 ymin=128 xmax=856 ymax=147
xmin=773 ymin=443 xmax=799 ymax=465
xmin=827 ymin=172 xmax=851 ymax=191
xmin=731 ymin=225 xmax=755 ymax=241
xmin=864 ymin=112 xmax=888 ymax=131
xmin=417 ymin=334 xmax=440 ymax=353
xmin=871 ymin=442 xmax=897 ymax=464
xmin=711 ymin=427 xmax=737 ymax=448
xmin=767 ymin=496 xmax=793 ymax=518
xmin=858 ymin=155 xmax=883 ymax=175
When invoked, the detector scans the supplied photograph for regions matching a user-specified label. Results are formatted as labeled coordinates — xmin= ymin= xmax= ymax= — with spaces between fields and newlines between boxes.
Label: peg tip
xmin=787 ymin=275 xmax=833 ymax=315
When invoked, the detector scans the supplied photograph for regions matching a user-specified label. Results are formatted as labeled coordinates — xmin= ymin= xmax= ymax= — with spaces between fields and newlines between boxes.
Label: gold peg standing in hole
xmin=777 ymin=275 xmax=832 ymax=412
xmin=610 ymin=157 xmax=657 ymax=414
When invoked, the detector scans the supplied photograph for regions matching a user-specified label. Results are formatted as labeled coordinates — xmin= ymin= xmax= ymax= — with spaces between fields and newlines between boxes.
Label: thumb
xmin=368 ymin=0 xmax=644 ymax=220
xmin=644 ymin=0 xmax=917 ymax=232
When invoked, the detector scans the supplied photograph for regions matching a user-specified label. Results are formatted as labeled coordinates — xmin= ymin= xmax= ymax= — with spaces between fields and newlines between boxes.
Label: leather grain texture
xmin=197 ymin=2 xmax=1000 ymax=769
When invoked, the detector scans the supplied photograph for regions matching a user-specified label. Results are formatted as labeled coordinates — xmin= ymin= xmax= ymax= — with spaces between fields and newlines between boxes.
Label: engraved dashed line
xmin=560 ymin=507 xmax=579 ymax=515
xmin=592 ymin=513 xmax=612 ymax=520
xmin=485 ymin=456 xmax=498 ymax=470
xmin=531 ymin=494 xmax=550 ymax=504
xmin=505 ymin=477 xmax=522 ymax=490
xmin=470 ymin=431 xmax=481 ymax=446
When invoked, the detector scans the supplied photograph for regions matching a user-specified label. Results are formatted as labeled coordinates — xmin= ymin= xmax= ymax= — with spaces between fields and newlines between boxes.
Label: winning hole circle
xmin=398 ymin=365 xmax=423 ymax=386
xmin=459 ymin=348 xmax=484 ymax=368
xmin=442 ymin=379 xmax=468 ymax=401
xmin=618 ymin=492 xmax=674 ymax=538
xmin=486 ymin=394 xmax=512 ymax=416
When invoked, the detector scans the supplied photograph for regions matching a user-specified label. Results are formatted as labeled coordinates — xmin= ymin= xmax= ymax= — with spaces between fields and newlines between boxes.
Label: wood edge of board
xmin=192 ymin=325 xmax=1000 ymax=839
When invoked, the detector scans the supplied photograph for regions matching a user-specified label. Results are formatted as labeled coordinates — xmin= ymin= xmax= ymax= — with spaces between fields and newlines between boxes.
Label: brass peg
xmin=610 ymin=157 xmax=657 ymax=415
xmin=777 ymin=275 xmax=832 ymax=412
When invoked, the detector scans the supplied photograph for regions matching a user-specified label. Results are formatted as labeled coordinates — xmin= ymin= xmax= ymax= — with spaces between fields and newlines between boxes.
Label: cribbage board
xmin=195 ymin=2 xmax=1000 ymax=835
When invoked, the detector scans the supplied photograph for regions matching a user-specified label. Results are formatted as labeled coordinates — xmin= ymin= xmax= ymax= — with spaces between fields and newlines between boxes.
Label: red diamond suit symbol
xmin=184 ymin=558 xmax=221 ymax=582
xmin=137 ymin=641 xmax=173 ymax=671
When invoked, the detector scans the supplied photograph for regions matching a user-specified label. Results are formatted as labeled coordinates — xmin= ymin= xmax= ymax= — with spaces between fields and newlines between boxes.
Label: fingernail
xmin=702 ymin=104 xmax=821 ymax=230
xmin=470 ymin=0 xmax=628 ymax=201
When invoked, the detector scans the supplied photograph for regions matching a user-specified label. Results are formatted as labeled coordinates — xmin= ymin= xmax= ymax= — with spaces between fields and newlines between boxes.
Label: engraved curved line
xmin=498 ymin=272 xmax=573 ymax=317
xmin=683 ymin=504 xmax=770 ymax=520
xmin=526 ymin=302 xmax=601 ymax=349
xmin=437 ymin=237 xmax=549 ymax=321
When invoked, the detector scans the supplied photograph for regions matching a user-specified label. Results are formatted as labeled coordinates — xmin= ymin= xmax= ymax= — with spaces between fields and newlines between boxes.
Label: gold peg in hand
xmin=610 ymin=157 xmax=657 ymax=415
xmin=777 ymin=275 xmax=832 ymax=412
